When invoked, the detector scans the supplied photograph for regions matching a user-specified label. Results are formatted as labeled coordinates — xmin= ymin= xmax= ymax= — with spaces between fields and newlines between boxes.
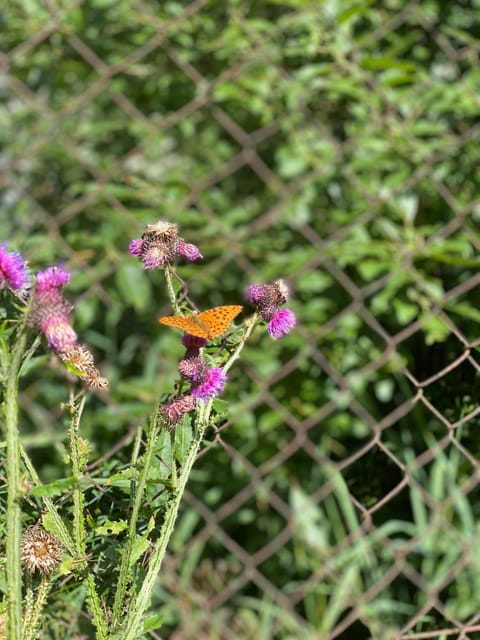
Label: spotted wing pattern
xmin=159 ymin=305 xmax=243 ymax=339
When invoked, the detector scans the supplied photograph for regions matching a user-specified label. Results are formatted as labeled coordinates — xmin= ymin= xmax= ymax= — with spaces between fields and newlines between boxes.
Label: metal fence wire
xmin=3 ymin=1 xmax=480 ymax=638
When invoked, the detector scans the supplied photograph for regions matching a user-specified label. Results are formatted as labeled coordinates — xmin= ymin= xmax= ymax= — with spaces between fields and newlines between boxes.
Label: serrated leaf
xmin=29 ymin=477 xmax=78 ymax=498
xmin=129 ymin=536 xmax=150 ymax=568
xmin=106 ymin=466 xmax=139 ymax=486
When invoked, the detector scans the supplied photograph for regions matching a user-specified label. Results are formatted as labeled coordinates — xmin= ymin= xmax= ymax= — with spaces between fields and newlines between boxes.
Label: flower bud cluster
xmin=161 ymin=333 xmax=228 ymax=427
xmin=245 ymin=279 xmax=296 ymax=339
xmin=129 ymin=220 xmax=202 ymax=269
xmin=26 ymin=266 xmax=107 ymax=389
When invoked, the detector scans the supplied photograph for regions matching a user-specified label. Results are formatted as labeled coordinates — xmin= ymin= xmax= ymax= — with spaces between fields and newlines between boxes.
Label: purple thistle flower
xmin=28 ymin=266 xmax=77 ymax=354
xmin=267 ymin=309 xmax=296 ymax=339
xmin=42 ymin=316 xmax=78 ymax=353
xmin=0 ymin=245 xmax=30 ymax=295
xmin=128 ymin=239 xmax=143 ymax=257
xmin=36 ymin=266 xmax=71 ymax=292
xmin=162 ymin=395 xmax=197 ymax=427
xmin=244 ymin=284 xmax=266 ymax=305
xmin=143 ymin=245 xmax=172 ymax=269
xmin=177 ymin=240 xmax=203 ymax=261
xmin=178 ymin=353 xmax=207 ymax=383
xmin=244 ymin=279 xmax=289 ymax=317
xmin=191 ymin=367 xmax=227 ymax=401
xmin=129 ymin=220 xmax=203 ymax=269
xmin=245 ymin=279 xmax=295 ymax=340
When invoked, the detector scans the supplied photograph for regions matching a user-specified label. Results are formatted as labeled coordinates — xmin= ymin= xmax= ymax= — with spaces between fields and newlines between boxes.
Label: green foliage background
xmin=2 ymin=0 xmax=480 ymax=637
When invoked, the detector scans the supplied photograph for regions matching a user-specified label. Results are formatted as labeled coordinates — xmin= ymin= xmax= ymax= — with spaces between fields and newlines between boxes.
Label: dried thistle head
xmin=85 ymin=373 xmax=109 ymax=391
xmin=59 ymin=344 xmax=109 ymax=391
xmin=21 ymin=524 xmax=64 ymax=576
xmin=129 ymin=219 xmax=202 ymax=268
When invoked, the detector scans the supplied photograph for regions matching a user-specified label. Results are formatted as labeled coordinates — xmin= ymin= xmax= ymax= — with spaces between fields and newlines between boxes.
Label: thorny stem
xmin=68 ymin=394 xmax=108 ymax=640
xmin=22 ymin=576 xmax=50 ymax=640
xmin=20 ymin=445 xmax=76 ymax=555
xmin=69 ymin=394 xmax=87 ymax=559
xmin=5 ymin=332 xmax=26 ymax=640
xmin=119 ymin=315 xmax=258 ymax=640
xmin=164 ymin=265 xmax=180 ymax=315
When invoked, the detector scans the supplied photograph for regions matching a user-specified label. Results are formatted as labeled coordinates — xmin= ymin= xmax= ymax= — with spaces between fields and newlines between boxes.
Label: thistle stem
xmin=110 ymin=403 xmax=162 ymax=632
xmin=68 ymin=394 xmax=108 ymax=640
xmin=22 ymin=576 xmax=50 ymax=640
xmin=70 ymin=395 xmax=87 ymax=558
xmin=164 ymin=266 xmax=180 ymax=314
xmin=5 ymin=332 xmax=27 ymax=640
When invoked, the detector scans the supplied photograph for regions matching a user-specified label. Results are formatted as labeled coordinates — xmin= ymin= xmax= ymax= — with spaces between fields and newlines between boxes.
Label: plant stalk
xmin=164 ymin=266 xmax=180 ymax=314
xmin=69 ymin=394 xmax=108 ymax=640
xmin=22 ymin=576 xmax=50 ymax=640
xmin=119 ymin=317 xmax=257 ymax=639
xmin=5 ymin=332 xmax=27 ymax=640
xmin=110 ymin=403 xmax=162 ymax=631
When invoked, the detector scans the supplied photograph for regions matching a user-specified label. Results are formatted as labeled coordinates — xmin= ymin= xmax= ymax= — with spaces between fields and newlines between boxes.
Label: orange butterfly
xmin=159 ymin=305 xmax=243 ymax=340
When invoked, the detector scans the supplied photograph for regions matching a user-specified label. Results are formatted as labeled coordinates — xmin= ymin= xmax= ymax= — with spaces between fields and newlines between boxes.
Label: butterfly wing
xmin=158 ymin=315 xmax=209 ymax=339
xmin=197 ymin=305 xmax=243 ymax=339
xmin=159 ymin=305 xmax=243 ymax=339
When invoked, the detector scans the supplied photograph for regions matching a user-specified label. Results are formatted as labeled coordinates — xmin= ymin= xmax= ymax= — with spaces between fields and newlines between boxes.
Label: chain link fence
xmin=2 ymin=1 xmax=480 ymax=638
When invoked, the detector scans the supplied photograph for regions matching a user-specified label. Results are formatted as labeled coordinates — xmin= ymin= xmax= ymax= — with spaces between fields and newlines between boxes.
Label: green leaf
xmin=175 ymin=422 xmax=192 ymax=465
xmin=95 ymin=519 xmax=128 ymax=535
xmin=129 ymin=517 xmax=155 ymax=567
xmin=29 ymin=477 xmax=79 ymax=498
xmin=143 ymin=615 xmax=164 ymax=632
xmin=106 ymin=467 xmax=140 ymax=487
xmin=421 ymin=313 xmax=450 ymax=345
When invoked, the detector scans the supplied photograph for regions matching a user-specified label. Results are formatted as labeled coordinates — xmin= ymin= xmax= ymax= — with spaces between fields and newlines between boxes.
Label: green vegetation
xmin=2 ymin=0 xmax=480 ymax=637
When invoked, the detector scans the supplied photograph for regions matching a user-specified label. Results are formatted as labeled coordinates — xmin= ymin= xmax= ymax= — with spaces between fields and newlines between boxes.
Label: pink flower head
xmin=191 ymin=367 xmax=227 ymax=401
xmin=42 ymin=316 xmax=78 ymax=353
xmin=245 ymin=279 xmax=289 ymax=319
xmin=162 ymin=395 xmax=197 ymax=427
xmin=178 ymin=353 xmax=207 ymax=383
xmin=244 ymin=284 xmax=266 ymax=305
xmin=0 ymin=245 xmax=30 ymax=296
xmin=245 ymin=279 xmax=295 ymax=340
xmin=28 ymin=266 xmax=77 ymax=354
xmin=128 ymin=239 xmax=143 ymax=257
xmin=36 ymin=266 xmax=70 ymax=292
xmin=129 ymin=220 xmax=202 ymax=269
xmin=177 ymin=239 xmax=203 ymax=261
xmin=267 ymin=309 xmax=296 ymax=339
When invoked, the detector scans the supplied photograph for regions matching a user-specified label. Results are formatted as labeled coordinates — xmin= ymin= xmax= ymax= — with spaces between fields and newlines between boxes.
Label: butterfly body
xmin=159 ymin=305 xmax=243 ymax=339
